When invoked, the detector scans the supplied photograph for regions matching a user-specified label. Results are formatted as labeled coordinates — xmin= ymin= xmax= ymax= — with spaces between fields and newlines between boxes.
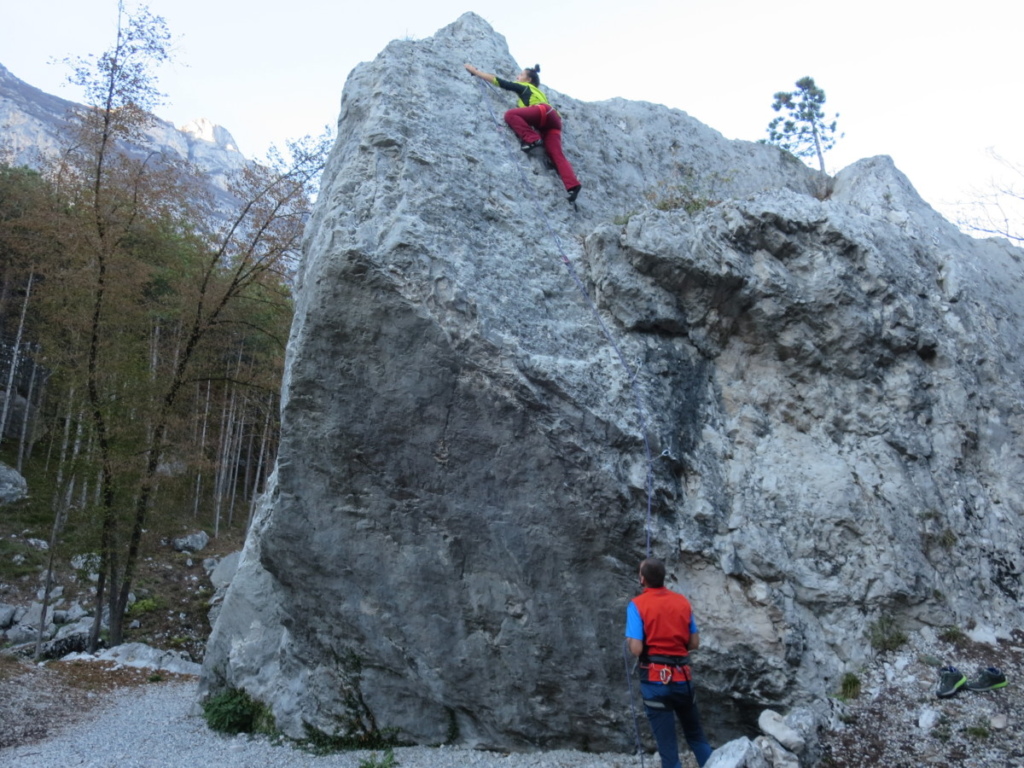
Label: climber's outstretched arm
xmin=464 ymin=64 xmax=497 ymax=84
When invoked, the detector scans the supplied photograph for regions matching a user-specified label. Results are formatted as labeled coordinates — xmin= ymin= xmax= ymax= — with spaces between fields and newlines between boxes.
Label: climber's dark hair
xmin=524 ymin=64 xmax=541 ymax=86
xmin=640 ymin=558 xmax=666 ymax=588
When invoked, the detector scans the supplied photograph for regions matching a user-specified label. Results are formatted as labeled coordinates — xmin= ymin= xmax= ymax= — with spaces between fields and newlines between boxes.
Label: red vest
xmin=632 ymin=587 xmax=693 ymax=683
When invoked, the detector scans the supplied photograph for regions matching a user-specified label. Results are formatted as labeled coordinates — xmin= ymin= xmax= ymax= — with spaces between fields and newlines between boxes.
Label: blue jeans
xmin=639 ymin=680 xmax=714 ymax=768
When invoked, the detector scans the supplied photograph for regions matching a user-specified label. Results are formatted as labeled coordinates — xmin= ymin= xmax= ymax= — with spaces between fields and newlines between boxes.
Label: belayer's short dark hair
xmin=525 ymin=64 xmax=541 ymax=86
xmin=640 ymin=558 xmax=666 ymax=588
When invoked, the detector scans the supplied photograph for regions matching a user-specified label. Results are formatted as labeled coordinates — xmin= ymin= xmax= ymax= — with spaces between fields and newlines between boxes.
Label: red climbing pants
xmin=504 ymin=105 xmax=580 ymax=191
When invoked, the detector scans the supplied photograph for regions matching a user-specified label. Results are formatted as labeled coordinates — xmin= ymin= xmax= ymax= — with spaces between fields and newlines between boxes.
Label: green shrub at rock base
xmin=202 ymin=687 xmax=275 ymax=735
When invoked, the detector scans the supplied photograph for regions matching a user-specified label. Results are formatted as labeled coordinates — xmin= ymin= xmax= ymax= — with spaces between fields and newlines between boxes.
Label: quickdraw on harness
xmin=641 ymin=654 xmax=692 ymax=685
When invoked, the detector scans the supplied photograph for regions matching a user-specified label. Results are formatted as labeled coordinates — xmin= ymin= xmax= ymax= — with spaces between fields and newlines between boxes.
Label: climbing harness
xmin=473 ymin=77 xmax=658 ymax=767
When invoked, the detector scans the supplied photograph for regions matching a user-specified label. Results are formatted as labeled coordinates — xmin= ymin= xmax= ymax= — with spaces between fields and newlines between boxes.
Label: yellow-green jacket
xmin=492 ymin=77 xmax=551 ymax=109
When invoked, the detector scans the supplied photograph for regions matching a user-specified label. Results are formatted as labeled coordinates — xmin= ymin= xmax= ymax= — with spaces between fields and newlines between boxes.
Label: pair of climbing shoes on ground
xmin=936 ymin=666 xmax=1008 ymax=698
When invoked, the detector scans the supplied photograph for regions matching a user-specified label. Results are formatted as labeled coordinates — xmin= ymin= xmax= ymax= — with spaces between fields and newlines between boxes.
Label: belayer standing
xmin=464 ymin=62 xmax=582 ymax=203
xmin=626 ymin=558 xmax=714 ymax=768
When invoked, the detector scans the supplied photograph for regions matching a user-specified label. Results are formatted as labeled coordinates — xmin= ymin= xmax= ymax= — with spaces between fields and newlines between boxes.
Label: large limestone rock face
xmin=201 ymin=13 xmax=1024 ymax=751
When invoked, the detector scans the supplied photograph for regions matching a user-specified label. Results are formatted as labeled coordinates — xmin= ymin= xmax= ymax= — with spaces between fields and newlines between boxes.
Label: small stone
xmin=171 ymin=531 xmax=209 ymax=553
xmin=990 ymin=714 xmax=1008 ymax=731
xmin=759 ymin=709 xmax=805 ymax=754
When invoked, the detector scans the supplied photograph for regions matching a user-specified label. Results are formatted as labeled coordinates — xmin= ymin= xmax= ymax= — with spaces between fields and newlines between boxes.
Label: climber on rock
xmin=464 ymin=62 xmax=582 ymax=204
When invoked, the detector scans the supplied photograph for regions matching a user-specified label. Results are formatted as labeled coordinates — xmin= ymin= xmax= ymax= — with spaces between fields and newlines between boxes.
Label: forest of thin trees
xmin=0 ymin=3 xmax=329 ymax=648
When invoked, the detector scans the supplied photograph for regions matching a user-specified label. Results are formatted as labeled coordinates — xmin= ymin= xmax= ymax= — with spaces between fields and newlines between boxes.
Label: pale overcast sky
xmin=1 ymin=0 xmax=1020 ymax=231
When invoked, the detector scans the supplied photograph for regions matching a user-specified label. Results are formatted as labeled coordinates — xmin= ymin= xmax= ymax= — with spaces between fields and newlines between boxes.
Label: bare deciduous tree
xmin=957 ymin=151 xmax=1024 ymax=244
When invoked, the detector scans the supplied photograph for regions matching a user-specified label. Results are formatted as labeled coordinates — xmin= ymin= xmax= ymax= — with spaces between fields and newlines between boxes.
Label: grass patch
xmin=839 ymin=672 xmax=861 ymax=700
xmin=963 ymin=722 xmax=990 ymax=740
xmin=938 ymin=626 xmax=966 ymax=644
xmin=868 ymin=615 xmax=908 ymax=653
xmin=0 ymin=536 xmax=49 ymax=581
xmin=359 ymin=747 xmax=397 ymax=768
xmin=643 ymin=167 xmax=732 ymax=216
xmin=300 ymin=723 xmax=401 ymax=756
xmin=645 ymin=183 xmax=719 ymax=215
xmin=128 ymin=597 xmax=161 ymax=616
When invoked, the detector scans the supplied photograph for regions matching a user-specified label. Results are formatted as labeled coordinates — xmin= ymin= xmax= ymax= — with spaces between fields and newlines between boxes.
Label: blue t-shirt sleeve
xmin=690 ymin=615 xmax=699 ymax=635
xmin=625 ymin=601 xmax=644 ymax=640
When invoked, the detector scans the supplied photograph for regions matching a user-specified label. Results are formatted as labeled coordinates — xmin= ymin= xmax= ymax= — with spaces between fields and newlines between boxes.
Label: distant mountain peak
xmin=180 ymin=117 xmax=241 ymax=154
xmin=0 ymin=61 xmax=246 ymax=177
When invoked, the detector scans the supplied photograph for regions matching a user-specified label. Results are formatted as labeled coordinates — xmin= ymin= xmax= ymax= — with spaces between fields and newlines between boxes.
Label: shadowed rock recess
xmin=201 ymin=12 xmax=1024 ymax=752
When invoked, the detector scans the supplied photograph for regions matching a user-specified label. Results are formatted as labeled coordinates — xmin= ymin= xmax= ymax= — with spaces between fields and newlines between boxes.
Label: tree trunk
xmin=16 ymin=354 xmax=40 ymax=472
xmin=0 ymin=272 xmax=33 ymax=445
xmin=247 ymin=397 xmax=273 ymax=528
xmin=35 ymin=491 xmax=70 ymax=659
xmin=226 ymin=395 xmax=247 ymax=527
xmin=212 ymin=385 xmax=232 ymax=537
xmin=192 ymin=380 xmax=212 ymax=518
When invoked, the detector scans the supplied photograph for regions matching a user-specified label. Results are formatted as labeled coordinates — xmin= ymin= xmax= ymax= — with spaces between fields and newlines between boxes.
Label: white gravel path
xmin=2 ymin=679 xmax=646 ymax=768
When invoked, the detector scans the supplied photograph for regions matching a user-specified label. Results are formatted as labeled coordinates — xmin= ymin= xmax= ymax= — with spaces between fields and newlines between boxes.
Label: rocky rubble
xmin=1 ymin=567 xmax=104 ymax=657
xmin=0 ymin=461 xmax=27 ymax=504
xmin=818 ymin=629 xmax=1024 ymax=767
xmin=1 ymin=527 xmax=230 ymax=664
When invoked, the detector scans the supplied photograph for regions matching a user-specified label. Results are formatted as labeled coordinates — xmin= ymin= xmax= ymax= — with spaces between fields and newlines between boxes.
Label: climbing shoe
xmin=936 ymin=666 xmax=967 ymax=698
xmin=567 ymin=184 xmax=582 ymax=203
xmin=520 ymin=140 xmax=542 ymax=152
xmin=966 ymin=667 xmax=1007 ymax=691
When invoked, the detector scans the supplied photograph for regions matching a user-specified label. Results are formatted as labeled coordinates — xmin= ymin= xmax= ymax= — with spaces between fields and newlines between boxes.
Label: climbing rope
xmin=470 ymin=77 xmax=657 ymax=556
xmin=472 ymin=77 xmax=655 ymax=767
xmin=622 ymin=639 xmax=649 ymax=768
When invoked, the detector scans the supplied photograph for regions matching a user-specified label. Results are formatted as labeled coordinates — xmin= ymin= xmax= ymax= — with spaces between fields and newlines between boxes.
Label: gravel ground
xmin=4 ymin=627 xmax=1023 ymax=768
xmin=1 ymin=670 xmax=645 ymax=768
